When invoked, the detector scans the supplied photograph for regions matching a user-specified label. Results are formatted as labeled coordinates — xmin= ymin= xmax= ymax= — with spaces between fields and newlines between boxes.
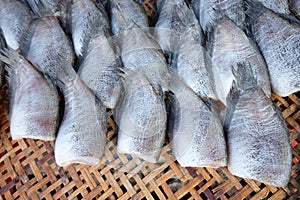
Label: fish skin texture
xmin=251 ymin=10 xmax=300 ymax=96
xmin=68 ymin=0 xmax=110 ymax=57
xmin=54 ymin=75 xmax=107 ymax=166
xmin=0 ymin=0 xmax=32 ymax=50
xmin=0 ymin=48 xmax=59 ymax=141
xmin=78 ymin=35 xmax=121 ymax=109
xmin=24 ymin=17 xmax=75 ymax=84
xmin=256 ymin=0 xmax=290 ymax=15
xmin=225 ymin=64 xmax=292 ymax=187
xmin=115 ymin=71 xmax=167 ymax=163
xmin=192 ymin=0 xmax=246 ymax=33
xmin=168 ymin=76 xmax=227 ymax=167
xmin=209 ymin=18 xmax=271 ymax=105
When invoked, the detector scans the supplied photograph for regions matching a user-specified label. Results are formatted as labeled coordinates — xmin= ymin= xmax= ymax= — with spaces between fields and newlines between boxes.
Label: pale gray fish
xmin=110 ymin=0 xmax=170 ymax=91
xmin=22 ymin=16 xmax=75 ymax=84
xmin=67 ymin=0 xmax=110 ymax=57
xmin=0 ymin=0 xmax=33 ymax=50
xmin=109 ymin=0 xmax=149 ymax=35
xmin=154 ymin=0 xmax=216 ymax=98
xmin=224 ymin=63 xmax=292 ymax=187
xmin=115 ymin=70 xmax=166 ymax=163
xmin=192 ymin=0 xmax=246 ymax=33
xmin=0 ymin=48 xmax=59 ymax=141
xmin=208 ymin=18 xmax=271 ymax=105
xmin=256 ymin=0 xmax=290 ymax=15
xmin=167 ymin=74 xmax=227 ymax=167
xmin=54 ymin=76 xmax=107 ymax=166
xmin=246 ymin=1 xmax=300 ymax=96
xmin=78 ymin=35 xmax=121 ymax=109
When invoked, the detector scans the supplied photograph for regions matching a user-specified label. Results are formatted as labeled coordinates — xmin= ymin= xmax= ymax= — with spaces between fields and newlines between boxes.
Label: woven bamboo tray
xmin=1 ymin=1 xmax=300 ymax=199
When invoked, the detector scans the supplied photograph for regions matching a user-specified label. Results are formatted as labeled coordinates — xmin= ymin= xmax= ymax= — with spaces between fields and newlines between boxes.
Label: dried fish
xmin=168 ymin=75 xmax=227 ymax=167
xmin=54 ymin=63 xmax=107 ymax=166
xmin=22 ymin=16 xmax=75 ymax=84
xmin=155 ymin=0 xmax=216 ymax=98
xmin=246 ymin=1 xmax=300 ymax=96
xmin=0 ymin=0 xmax=33 ymax=50
xmin=68 ymin=0 xmax=110 ymax=57
xmin=291 ymin=0 xmax=300 ymax=17
xmin=208 ymin=18 xmax=271 ymax=105
xmin=225 ymin=63 xmax=292 ymax=187
xmin=256 ymin=0 xmax=290 ymax=15
xmin=115 ymin=70 xmax=166 ymax=163
xmin=0 ymin=48 xmax=59 ymax=141
xmin=78 ymin=35 xmax=121 ymax=109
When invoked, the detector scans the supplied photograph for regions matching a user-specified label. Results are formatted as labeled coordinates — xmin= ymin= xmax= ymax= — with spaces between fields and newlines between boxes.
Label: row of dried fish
xmin=0 ymin=0 xmax=297 ymax=187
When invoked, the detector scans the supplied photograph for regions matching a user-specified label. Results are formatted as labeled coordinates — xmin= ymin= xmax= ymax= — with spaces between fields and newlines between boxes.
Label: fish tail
xmin=224 ymin=81 xmax=240 ymax=129
xmin=0 ymin=47 xmax=26 ymax=70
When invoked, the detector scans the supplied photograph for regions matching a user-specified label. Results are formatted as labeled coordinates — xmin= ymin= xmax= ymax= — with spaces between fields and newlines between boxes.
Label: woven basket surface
xmin=1 ymin=0 xmax=300 ymax=199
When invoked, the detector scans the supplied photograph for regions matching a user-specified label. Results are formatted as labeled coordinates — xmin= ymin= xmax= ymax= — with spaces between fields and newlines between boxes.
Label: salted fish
xmin=109 ymin=0 xmax=149 ymax=35
xmin=168 ymin=75 xmax=226 ymax=167
xmin=115 ymin=70 xmax=166 ymax=163
xmin=291 ymin=0 xmax=300 ymax=16
xmin=0 ymin=0 xmax=33 ymax=50
xmin=209 ymin=18 xmax=271 ymax=105
xmin=22 ymin=16 xmax=75 ymax=84
xmin=54 ymin=62 xmax=107 ymax=166
xmin=256 ymin=0 xmax=290 ymax=15
xmin=225 ymin=63 xmax=292 ymax=187
xmin=192 ymin=0 xmax=246 ymax=33
xmin=110 ymin=0 xmax=170 ymax=91
xmin=0 ymin=48 xmax=59 ymax=141
xmin=78 ymin=35 xmax=121 ymax=109
xmin=68 ymin=0 xmax=110 ymax=57
xmin=0 ymin=32 xmax=5 ymax=87
xmin=246 ymin=1 xmax=300 ymax=96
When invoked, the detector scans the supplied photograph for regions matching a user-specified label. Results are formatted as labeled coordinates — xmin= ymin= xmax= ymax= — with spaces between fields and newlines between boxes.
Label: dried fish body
xmin=109 ymin=0 xmax=149 ymax=35
xmin=168 ymin=76 xmax=227 ymax=167
xmin=247 ymin=4 xmax=300 ymax=96
xmin=225 ymin=63 xmax=292 ymax=187
xmin=54 ymin=74 xmax=107 ymax=166
xmin=0 ymin=0 xmax=33 ymax=50
xmin=115 ymin=70 xmax=166 ymax=163
xmin=78 ymin=35 xmax=121 ymax=109
xmin=68 ymin=0 xmax=110 ymax=57
xmin=0 ymin=48 xmax=59 ymax=141
xmin=23 ymin=17 xmax=75 ymax=84
xmin=0 ymin=32 xmax=5 ymax=87
xmin=192 ymin=0 xmax=246 ymax=33
xmin=209 ymin=18 xmax=271 ymax=105
xmin=120 ymin=28 xmax=170 ymax=91
xmin=154 ymin=0 xmax=215 ymax=98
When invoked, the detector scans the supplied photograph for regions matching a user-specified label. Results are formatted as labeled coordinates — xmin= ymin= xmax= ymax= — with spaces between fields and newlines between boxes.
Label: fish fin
xmin=231 ymin=62 xmax=257 ymax=91
xmin=223 ymin=81 xmax=240 ymax=129
xmin=0 ymin=47 xmax=26 ymax=69
xmin=26 ymin=0 xmax=63 ymax=18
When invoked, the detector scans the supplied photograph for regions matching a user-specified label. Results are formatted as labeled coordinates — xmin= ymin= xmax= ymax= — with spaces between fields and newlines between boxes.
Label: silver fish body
xmin=291 ymin=0 xmax=300 ymax=16
xmin=168 ymin=76 xmax=227 ymax=167
xmin=0 ymin=48 xmax=59 ymax=141
xmin=68 ymin=0 xmax=110 ymax=57
xmin=54 ymin=75 xmax=107 ymax=166
xmin=209 ymin=18 xmax=271 ymax=105
xmin=109 ymin=0 xmax=149 ymax=35
xmin=225 ymin=63 xmax=292 ymax=187
xmin=78 ymin=35 xmax=121 ymax=109
xmin=23 ymin=17 xmax=75 ymax=83
xmin=154 ymin=0 xmax=216 ymax=98
xmin=249 ymin=7 xmax=300 ymax=96
xmin=115 ymin=71 xmax=166 ymax=163
xmin=0 ymin=0 xmax=32 ymax=50
xmin=192 ymin=0 xmax=246 ymax=33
